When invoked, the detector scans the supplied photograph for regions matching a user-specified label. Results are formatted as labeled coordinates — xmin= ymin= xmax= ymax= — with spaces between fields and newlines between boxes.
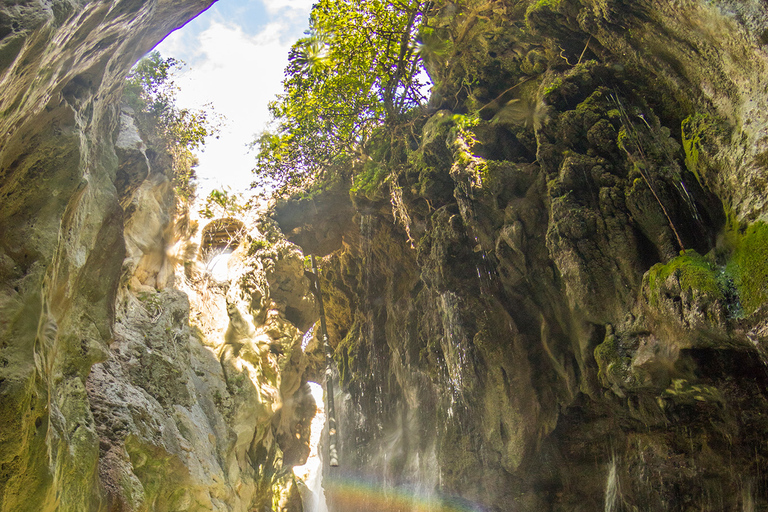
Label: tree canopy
xmin=254 ymin=0 xmax=432 ymax=191
xmin=124 ymin=51 xmax=222 ymax=199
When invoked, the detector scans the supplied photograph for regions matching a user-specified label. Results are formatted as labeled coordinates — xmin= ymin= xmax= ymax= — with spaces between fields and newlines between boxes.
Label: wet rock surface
xmin=2 ymin=0 xmax=768 ymax=510
xmin=274 ymin=1 xmax=768 ymax=510
xmin=0 ymin=0 xmax=317 ymax=507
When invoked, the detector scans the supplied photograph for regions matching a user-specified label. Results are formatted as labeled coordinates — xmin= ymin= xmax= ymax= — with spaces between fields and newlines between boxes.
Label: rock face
xmin=3 ymin=0 xmax=768 ymax=511
xmin=273 ymin=1 xmax=768 ymax=510
xmin=0 ymin=1 xmax=317 ymax=510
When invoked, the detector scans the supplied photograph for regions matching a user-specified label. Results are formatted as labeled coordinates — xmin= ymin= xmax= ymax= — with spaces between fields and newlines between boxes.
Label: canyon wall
xmin=3 ymin=0 xmax=768 ymax=510
xmin=0 ymin=1 xmax=317 ymax=510
xmin=274 ymin=1 xmax=768 ymax=510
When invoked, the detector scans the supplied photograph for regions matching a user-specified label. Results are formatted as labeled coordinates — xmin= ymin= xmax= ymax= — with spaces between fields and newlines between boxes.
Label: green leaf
xmin=253 ymin=0 xmax=430 ymax=191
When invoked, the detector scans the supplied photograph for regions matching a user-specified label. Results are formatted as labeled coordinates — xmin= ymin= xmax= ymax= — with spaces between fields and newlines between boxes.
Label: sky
xmin=154 ymin=0 xmax=315 ymax=197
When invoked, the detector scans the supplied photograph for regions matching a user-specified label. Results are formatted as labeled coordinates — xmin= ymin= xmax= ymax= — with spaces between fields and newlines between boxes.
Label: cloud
xmin=261 ymin=0 xmax=315 ymax=16
xmin=155 ymin=2 xmax=312 ymax=196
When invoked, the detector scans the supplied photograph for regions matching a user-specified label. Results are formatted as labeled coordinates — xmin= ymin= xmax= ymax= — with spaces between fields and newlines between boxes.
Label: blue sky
xmin=155 ymin=0 xmax=315 ymax=196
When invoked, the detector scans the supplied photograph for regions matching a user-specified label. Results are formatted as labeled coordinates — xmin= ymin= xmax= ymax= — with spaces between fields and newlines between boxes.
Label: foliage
xmin=253 ymin=0 xmax=432 ymax=191
xmin=451 ymin=112 xmax=480 ymax=131
xmin=124 ymin=51 xmax=223 ymax=199
xmin=350 ymin=160 xmax=389 ymax=197
xmin=198 ymin=188 xmax=245 ymax=219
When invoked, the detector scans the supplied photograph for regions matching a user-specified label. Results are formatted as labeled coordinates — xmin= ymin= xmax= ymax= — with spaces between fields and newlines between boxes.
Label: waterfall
xmin=205 ymin=248 xmax=233 ymax=282
xmin=295 ymin=382 xmax=329 ymax=512
xmin=742 ymin=480 xmax=755 ymax=512
xmin=604 ymin=457 xmax=620 ymax=512
xmin=438 ymin=291 xmax=470 ymax=398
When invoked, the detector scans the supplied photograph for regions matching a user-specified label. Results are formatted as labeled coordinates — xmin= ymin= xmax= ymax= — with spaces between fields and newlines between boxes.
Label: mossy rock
xmin=594 ymin=328 xmax=632 ymax=391
xmin=334 ymin=320 xmax=362 ymax=386
xmin=680 ymin=112 xmax=729 ymax=187
xmin=350 ymin=160 xmax=389 ymax=200
xmin=646 ymin=250 xmax=724 ymax=306
xmin=525 ymin=0 xmax=564 ymax=32
xmin=520 ymin=47 xmax=548 ymax=75
xmin=726 ymin=220 xmax=768 ymax=315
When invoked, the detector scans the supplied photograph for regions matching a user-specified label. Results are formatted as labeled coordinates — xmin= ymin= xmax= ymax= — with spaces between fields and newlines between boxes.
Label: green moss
xmin=247 ymin=239 xmax=269 ymax=256
xmin=543 ymin=77 xmax=563 ymax=96
xmin=681 ymin=113 xmax=709 ymax=185
xmin=594 ymin=330 xmax=631 ymax=387
xmin=451 ymin=112 xmax=479 ymax=130
xmin=660 ymin=378 xmax=723 ymax=407
xmin=646 ymin=250 xmax=724 ymax=305
xmin=727 ymin=221 xmax=768 ymax=315
xmin=574 ymin=87 xmax=608 ymax=114
xmin=520 ymin=48 xmax=548 ymax=75
xmin=335 ymin=320 xmax=362 ymax=385
xmin=616 ymin=126 xmax=629 ymax=151
xmin=525 ymin=0 xmax=561 ymax=22
xmin=350 ymin=160 xmax=389 ymax=197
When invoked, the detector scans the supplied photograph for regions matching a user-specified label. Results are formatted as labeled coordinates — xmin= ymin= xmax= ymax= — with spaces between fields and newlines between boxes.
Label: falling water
xmin=742 ymin=479 xmax=755 ymax=512
xmin=295 ymin=382 xmax=329 ymax=512
xmin=604 ymin=457 xmax=620 ymax=512
xmin=205 ymin=248 xmax=233 ymax=282
xmin=438 ymin=291 xmax=470 ymax=399
xmin=453 ymin=175 xmax=497 ymax=295
xmin=359 ymin=212 xmax=386 ymax=417
xmin=302 ymin=325 xmax=315 ymax=351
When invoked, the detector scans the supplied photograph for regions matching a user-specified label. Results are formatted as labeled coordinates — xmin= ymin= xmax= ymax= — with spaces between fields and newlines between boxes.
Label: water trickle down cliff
xmin=272 ymin=1 xmax=768 ymax=511
xmin=2 ymin=0 xmax=768 ymax=511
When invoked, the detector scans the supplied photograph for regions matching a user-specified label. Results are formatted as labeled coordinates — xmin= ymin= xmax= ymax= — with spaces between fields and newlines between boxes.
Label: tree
xmin=124 ymin=51 xmax=222 ymax=200
xmin=254 ymin=0 xmax=431 ymax=191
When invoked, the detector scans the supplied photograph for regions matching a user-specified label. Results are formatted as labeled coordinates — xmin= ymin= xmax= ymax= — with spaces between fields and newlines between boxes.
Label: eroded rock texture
xmin=0 ymin=1 xmax=317 ymax=510
xmin=274 ymin=1 xmax=768 ymax=510
xmin=3 ymin=0 xmax=768 ymax=510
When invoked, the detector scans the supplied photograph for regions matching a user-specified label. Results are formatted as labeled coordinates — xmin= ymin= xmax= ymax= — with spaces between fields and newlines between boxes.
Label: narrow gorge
xmin=2 ymin=1 xmax=768 ymax=511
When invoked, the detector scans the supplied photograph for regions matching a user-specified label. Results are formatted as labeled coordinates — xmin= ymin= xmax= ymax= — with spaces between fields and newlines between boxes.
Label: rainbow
xmin=322 ymin=475 xmax=485 ymax=512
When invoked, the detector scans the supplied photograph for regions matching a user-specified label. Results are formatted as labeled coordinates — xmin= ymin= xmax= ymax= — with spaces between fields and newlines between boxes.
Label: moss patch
xmin=646 ymin=250 xmax=724 ymax=305
xmin=350 ymin=161 xmax=389 ymax=198
xmin=727 ymin=221 xmax=768 ymax=315
xmin=334 ymin=320 xmax=362 ymax=386
xmin=525 ymin=0 xmax=562 ymax=25
xmin=594 ymin=328 xmax=631 ymax=388
xmin=659 ymin=378 xmax=724 ymax=407
xmin=680 ymin=113 xmax=708 ymax=184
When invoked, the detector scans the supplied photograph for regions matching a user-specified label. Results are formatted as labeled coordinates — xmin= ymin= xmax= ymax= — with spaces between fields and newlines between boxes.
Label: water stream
xmin=294 ymin=382 xmax=329 ymax=512
xmin=604 ymin=457 xmax=619 ymax=512
xmin=438 ymin=291 xmax=470 ymax=402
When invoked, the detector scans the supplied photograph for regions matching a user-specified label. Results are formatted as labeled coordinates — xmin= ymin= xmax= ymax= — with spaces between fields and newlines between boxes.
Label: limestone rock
xmin=273 ymin=1 xmax=768 ymax=510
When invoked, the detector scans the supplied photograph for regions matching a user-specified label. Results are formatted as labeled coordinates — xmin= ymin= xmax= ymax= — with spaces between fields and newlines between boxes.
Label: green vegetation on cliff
xmin=727 ymin=221 xmax=768 ymax=315
xmin=646 ymin=250 xmax=724 ymax=305
xmin=254 ymin=0 xmax=430 ymax=190
xmin=124 ymin=51 xmax=222 ymax=199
